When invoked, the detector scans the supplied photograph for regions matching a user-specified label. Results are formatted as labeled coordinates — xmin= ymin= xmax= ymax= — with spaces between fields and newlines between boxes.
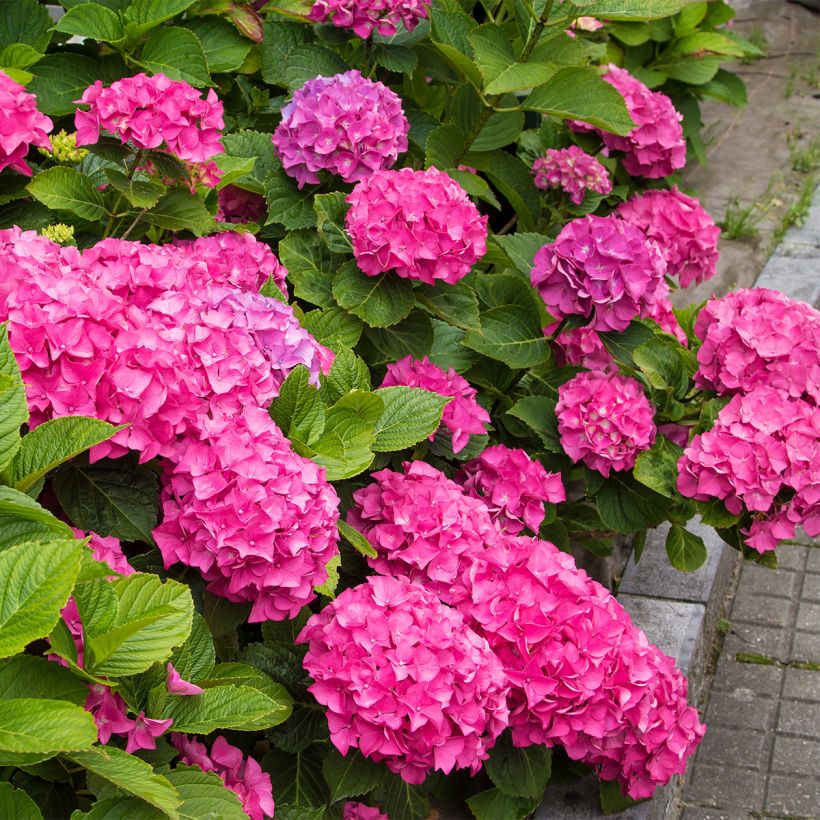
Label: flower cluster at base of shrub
xmin=531 ymin=146 xmax=612 ymax=204
xmin=677 ymin=386 xmax=820 ymax=553
xmin=298 ymin=574 xmax=510 ymax=785
xmin=617 ymin=188 xmax=720 ymax=288
xmin=172 ymin=734 xmax=274 ymax=820
xmin=694 ymin=288 xmax=820 ymax=403
xmin=571 ymin=65 xmax=686 ymax=179
xmin=456 ymin=443 xmax=565 ymax=534
xmin=308 ymin=0 xmax=431 ymax=38
xmin=0 ymin=70 xmax=52 ymax=176
xmin=216 ymin=185 xmax=266 ymax=224
xmin=556 ymin=371 xmax=657 ymax=477
xmin=273 ymin=70 xmax=409 ymax=188
xmin=346 ymin=167 xmax=488 ymax=285
xmin=381 ymin=356 xmax=490 ymax=452
xmin=154 ymin=407 xmax=340 ymax=622
xmin=553 ymin=326 xmax=616 ymax=373
xmin=343 ymin=802 xmax=389 ymax=820
xmin=531 ymin=214 xmax=668 ymax=332
xmin=75 ymin=72 xmax=224 ymax=165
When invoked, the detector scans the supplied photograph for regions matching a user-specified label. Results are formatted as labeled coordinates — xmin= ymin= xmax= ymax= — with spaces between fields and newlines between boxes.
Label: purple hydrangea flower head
xmin=309 ymin=0 xmax=431 ymax=38
xmin=532 ymin=146 xmax=612 ymax=204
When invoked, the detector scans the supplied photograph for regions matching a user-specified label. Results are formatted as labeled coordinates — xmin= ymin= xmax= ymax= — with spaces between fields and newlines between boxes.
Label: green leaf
xmin=0 ymin=698 xmax=96 ymax=756
xmin=467 ymin=788 xmax=537 ymax=820
xmin=652 ymin=56 xmax=721 ymax=85
xmin=124 ymin=0 xmax=197 ymax=33
xmin=263 ymin=746 xmax=328 ymax=808
xmin=507 ymin=395 xmax=561 ymax=452
xmin=0 ymin=655 xmax=87 ymax=705
xmin=168 ymin=766 xmax=247 ymax=819
xmin=270 ymin=366 xmax=325 ymax=445
xmin=68 ymin=798 xmax=159 ymax=819
xmin=322 ymin=748 xmax=383 ymax=804
xmin=596 ymin=475 xmax=668 ymax=533
xmin=367 ymin=312 xmax=433 ymax=362
xmin=284 ymin=45 xmax=348 ymax=90
xmin=54 ymin=4 xmax=124 ymax=42
xmin=27 ymin=168 xmax=107 ymax=222
xmin=318 ymin=348 xmax=371 ymax=406
xmin=260 ymin=18 xmax=309 ymax=87
xmin=213 ymin=155 xmax=257 ymax=191
xmin=665 ymin=523 xmax=707 ymax=572
xmin=0 ymin=539 xmax=83 ymax=658
xmin=184 ymin=17 xmax=251 ymax=74
xmin=168 ymin=613 xmax=214 ymax=683
xmin=492 ymin=233 xmax=549 ymax=276
xmin=141 ymin=189 xmax=213 ymax=236
xmin=104 ymin=169 xmax=165 ymax=210
xmin=425 ymin=124 xmax=465 ymax=170
xmin=445 ymin=169 xmax=501 ymax=209
xmin=430 ymin=5 xmax=481 ymax=87
xmin=633 ymin=336 xmax=688 ymax=395
xmin=313 ymin=552 xmax=339 ymax=599
xmin=373 ymin=772 xmax=429 ymax=820
xmin=484 ymin=731 xmax=551 ymax=800
xmin=53 ymin=457 xmax=159 ymax=544
xmin=633 ymin=436 xmax=684 ymax=499
xmin=600 ymin=321 xmax=656 ymax=369
xmin=698 ymin=498 xmax=740 ymax=529
xmin=332 ymin=262 xmax=415 ymax=328
xmin=0 ymin=0 xmax=51 ymax=52
xmin=0 ymin=324 xmax=26 ymax=473
xmin=221 ymin=130 xmax=277 ymax=195
xmin=28 ymin=53 xmax=101 ymax=117
xmin=278 ymin=230 xmax=338 ymax=308
xmin=599 ymin=778 xmax=643 ymax=814
xmin=301 ymin=307 xmax=363 ymax=353
xmin=264 ymin=169 xmax=315 ymax=230
xmin=13 ymin=417 xmax=120 ymax=494
xmin=565 ymin=0 xmax=691 ymax=20
xmin=464 ymin=306 xmax=550 ymax=369
xmin=139 ymin=26 xmax=210 ymax=87
xmin=372 ymin=386 xmax=450 ymax=452
xmin=337 ymin=520 xmax=377 ymax=559
xmin=429 ymin=319 xmax=477 ymax=373
xmin=418 ymin=281 xmax=480 ymax=331
xmin=523 ymin=67 xmax=634 ymax=135
xmin=699 ymin=68 xmax=747 ymax=107
xmin=66 ymin=747 xmax=180 ymax=817
xmin=472 ymin=151 xmax=539 ymax=229
xmin=314 ymin=192 xmax=352 ymax=254
xmin=0 ymin=486 xmax=73 ymax=548
xmin=0 ymin=782 xmax=42 ymax=819
xmin=82 ymin=574 xmax=193 ymax=677
xmin=371 ymin=43 xmax=417 ymax=74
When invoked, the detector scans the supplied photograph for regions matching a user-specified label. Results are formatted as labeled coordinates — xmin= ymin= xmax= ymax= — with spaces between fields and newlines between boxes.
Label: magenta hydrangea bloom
xmin=677 ymin=387 xmax=820 ymax=553
xmin=531 ymin=214 xmax=668 ymax=332
xmin=73 ymin=528 xmax=134 ymax=577
xmin=571 ymin=65 xmax=686 ymax=178
xmin=556 ymin=371 xmax=657 ymax=477
xmin=617 ymin=188 xmax=720 ymax=288
xmin=348 ymin=460 xmax=500 ymax=602
xmin=309 ymin=0 xmax=431 ymax=38
xmin=553 ymin=326 xmax=616 ymax=373
xmin=343 ymin=802 xmax=389 ymax=820
xmin=154 ymin=407 xmax=340 ymax=622
xmin=456 ymin=444 xmax=565 ymax=534
xmin=531 ymin=146 xmax=612 ymax=204
xmin=216 ymin=185 xmax=266 ymax=224
xmin=273 ymin=70 xmax=409 ymax=188
xmin=346 ymin=167 xmax=488 ymax=285
xmin=458 ymin=535 xmax=705 ymax=799
xmin=381 ymin=356 xmax=490 ymax=452
xmin=167 ymin=663 xmax=204 ymax=696
xmin=75 ymin=73 xmax=224 ymax=164
xmin=0 ymin=70 xmax=52 ymax=176
xmin=298 ymin=575 xmax=509 ymax=784
xmin=172 ymin=735 xmax=274 ymax=820
xmin=694 ymin=288 xmax=820 ymax=404
xmin=644 ymin=296 xmax=688 ymax=345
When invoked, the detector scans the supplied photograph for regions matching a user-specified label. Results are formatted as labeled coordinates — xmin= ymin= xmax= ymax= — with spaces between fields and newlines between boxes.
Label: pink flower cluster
xmin=298 ymin=575 xmax=509 ymax=784
xmin=0 ymin=70 xmax=52 ymax=176
xmin=381 ymin=356 xmax=490 ymax=452
xmin=76 ymin=528 xmax=134 ymax=578
xmin=309 ymin=0 xmax=431 ymax=38
xmin=694 ymin=288 xmax=820 ymax=404
xmin=344 ymin=802 xmax=388 ymax=820
xmin=531 ymin=214 xmax=668 ymax=332
xmin=556 ymin=371 xmax=657 ymax=476
xmin=173 ymin=735 xmax=274 ymax=820
xmin=75 ymin=73 xmax=224 ymax=164
xmin=677 ymin=386 xmax=820 ymax=552
xmin=86 ymin=685 xmax=172 ymax=753
xmin=571 ymin=65 xmax=686 ymax=178
xmin=346 ymin=167 xmax=488 ymax=285
xmin=531 ymin=146 xmax=612 ymax=204
xmin=273 ymin=70 xmax=409 ymax=188
xmin=618 ymin=189 xmax=720 ymax=288
xmin=460 ymin=536 xmax=705 ymax=799
xmin=553 ymin=326 xmax=615 ymax=373
xmin=216 ymin=185 xmax=266 ymax=224
xmin=456 ymin=444 xmax=565 ymax=534
xmin=0 ymin=228 xmax=329 ymax=461
xmin=154 ymin=407 xmax=340 ymax=622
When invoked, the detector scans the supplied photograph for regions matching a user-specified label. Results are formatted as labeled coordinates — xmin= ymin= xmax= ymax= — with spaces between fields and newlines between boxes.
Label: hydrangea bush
xmin=0 ymin=1 xmax=792 ymax=819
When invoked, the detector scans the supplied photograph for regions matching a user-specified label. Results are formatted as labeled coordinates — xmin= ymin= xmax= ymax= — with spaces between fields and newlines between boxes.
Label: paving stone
xmin=807 ymin=548 xmax=820 ymax=573
xmin=683 ymin=764 xmax=765 ymax=811
xmin=680 ymin=810 xmax=734 ymax=820
xmin=783 ymin=667 xmax=820 ymax=702
xmin=695 ymin=726 xmax=769 ymax=770
xmin=776 ymin=700 xmax=820 ymax=736
xmin=705 ymin=691 xmax=778 ymax=732
xmin=802 ymin=573 xmax=820 ymax=603
xmin=732 ymin=591 xmax=794 ymax=629
xmin=774 ymin=544 xmax=808 ymax=571
xmin=755 ymin=255 xmax=820 ymax=307
xmin=713 ymin=656 xmax=784 ymax=697
xmin=764 ymin=775 xmax=820 ymax=817
xmin=797 ymin=601 xmax=820 ymax=634
xmin=791 ymin=632 xmax=820 ymax=664
xmin=736 ymin=564 xmax=800 ymax=599
xmin=723 ymin=622 xmax=792 ymax=663
xmin=771 ymin=735 xmax=820 ymax=776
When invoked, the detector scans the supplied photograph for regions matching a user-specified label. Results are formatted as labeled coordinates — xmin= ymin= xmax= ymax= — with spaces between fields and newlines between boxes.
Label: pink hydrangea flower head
xmin=346 ymin=167 xmax=488 ymax=285
xmin=458 ymin=535 xmax=705 ymax=799
xmin=125 ymin=713 xmax=174 ymax=754
xmin=72 ymin=528 xmax=135 ymax=576
xmin=556 ymin=371 xmax=657 ymax=476
xmin=273 ymin=70 xmax=409 ymax=188
xmin=167 ymin=663 xmax=204 ymax=695
xmin=172 ymin=734 xmax=274 ymax=820
xmin=86 ymin=686 xmax=134 ymax=745
xmin=348 ymin=460 xmax=499 ymax=603
xmin=216 ymin=185 xmax=266 ymax=224
xmin=0 ymin=70 xmax=52 ymax=176
xmin=75 ymin=73 xmax=224 ymax=163
xmin=309 ymin=0 xmax=431 ymax=38
xmin=531 ymin=214 xmax=668 ymax=332
xmin=381 ymin=356 xmax=490 ymax=452
xmin=617 ymin=188 xmax=720 ymax=288
xmin=677 ymin=386 xmax=820 ymax=552
xmin=553 ymin=326 xmax=616 ymax=373
xmin=344 ymin=802 xmax=389 ymax=820
xmin=298 ymin=575 xmax=509 ymax=784
xmin=154 ymin=407 xmax=340 ymax=622
xmin=531 ymin=146 xmax=612 ymax=204
xmin=694 ymin=288 xmax=820 ymax=403
xmin=456 ymin=444 xmax=565 ymax=534
xmin=644 ymin=296 xmax=688 ymax=345
xmin=571 ymin=65 xmax=686 ymax=178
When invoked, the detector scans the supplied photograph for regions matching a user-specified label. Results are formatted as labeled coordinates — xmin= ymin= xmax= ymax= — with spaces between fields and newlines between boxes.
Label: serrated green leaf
xmin=263 ymin=746 xmax=328 ymax=808
xmin=264 ymin=168 xmax=315 ymax=230
xmin=425 ymin=124 xmax=465 ymax=169
xmin=319 ymin=348 xmax=371 ymax=406
xmin=0 ymin=0 xmax=51 ymax=52
xmin=0 ymin=325 xmax=26 ymax=473
xmin=221 ymin=130 xmax=277 ymax=195
xmin=430 ymin=6 xmax=481 ymax=87
xmin=367 ymin=311 xmax=433 ymax=362
xmin=492 ymin=233 xmax=550 ymax=276
xmin=564 ymin=0 xmax=691 ymax=20
xmin=314 ymin=552 xmax=340 ymax=599
xmin=472 ymin=151 xmax=538 ymax=228
xmin=284 ymin=45 xmax=348 ymax=90
xmin=0 ymin=655 xmax=87 ymax=706
xmin=141 ymin=190 xmax=213 ymax=236
xmin=633 ymin=436 xmax=684 ymax=499
xmin=139 ymin=26 xmax=210 ymax=87
xmin=270 ymin=366 xmax=325 ymax=445
xmin=464 ymin=306 xmax=550 ymax=369
xmin=0 ymin=699 xmax=96 ymax=756
xmin=0 ymin=486 xmax=73 ymax=549
xmin=665 ymin=524 xmax=707 ymax=572
xmin=28 ymin=53 xmax=102 ymax=117
xmin=484 ymin=730 xmax=551 ymax=799
xmin=371 ymin=43 xmax=417 ymax=74
xmin=27 ymin=167 xmax=107 ymax=222
xmin=260 ymin=18 xmax=309 ymax=87
xmin=322 ymin=748 xmax=383 ymax=804
xmin=168 ymin=765 xmax=247 ymax=819
xmin=596 ymin=474 xmax=668 ymax=533
xmin=0 ymin=781 xmax=42 ymax=819
xmin=337 ymin=520 xmax=377 ymax=559
xmin=54 ymin=4 xmax=124 ymax=42
xmin=373 ymin=772 xmax=429 ymax=820
xmin=184 ymin=17 xmax=251 ymax=74
xmin=372 ymin=386 xmax=450 ymax=452
xmin=418 ymin=281 xmax=481 ymax=331
xmin=332 ymin=262 xmax=415 ymax=328
xmin=278 ymin=230 xmax=338 ymax=308
xmin=302 ymin=307 xmax=363 ymax=353
xmin=507 ymin=395 xmax=561 ymax=452
xmin=104 ymin=169 xmax=165 ymax=209
xmin=467 ymin=787 xmax=537 ymax=820
xmin=698 ymin=498 xmax=740 ymax=528
xmin=314 ymin=192 xmax=352 ymax=254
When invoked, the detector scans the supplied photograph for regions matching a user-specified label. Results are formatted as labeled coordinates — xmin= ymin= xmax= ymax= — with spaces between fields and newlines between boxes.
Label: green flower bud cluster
xmin=38 ymin=130 xmax=88 ymax=164
xmin=40 ymin=223 xmax=75 ymax=245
